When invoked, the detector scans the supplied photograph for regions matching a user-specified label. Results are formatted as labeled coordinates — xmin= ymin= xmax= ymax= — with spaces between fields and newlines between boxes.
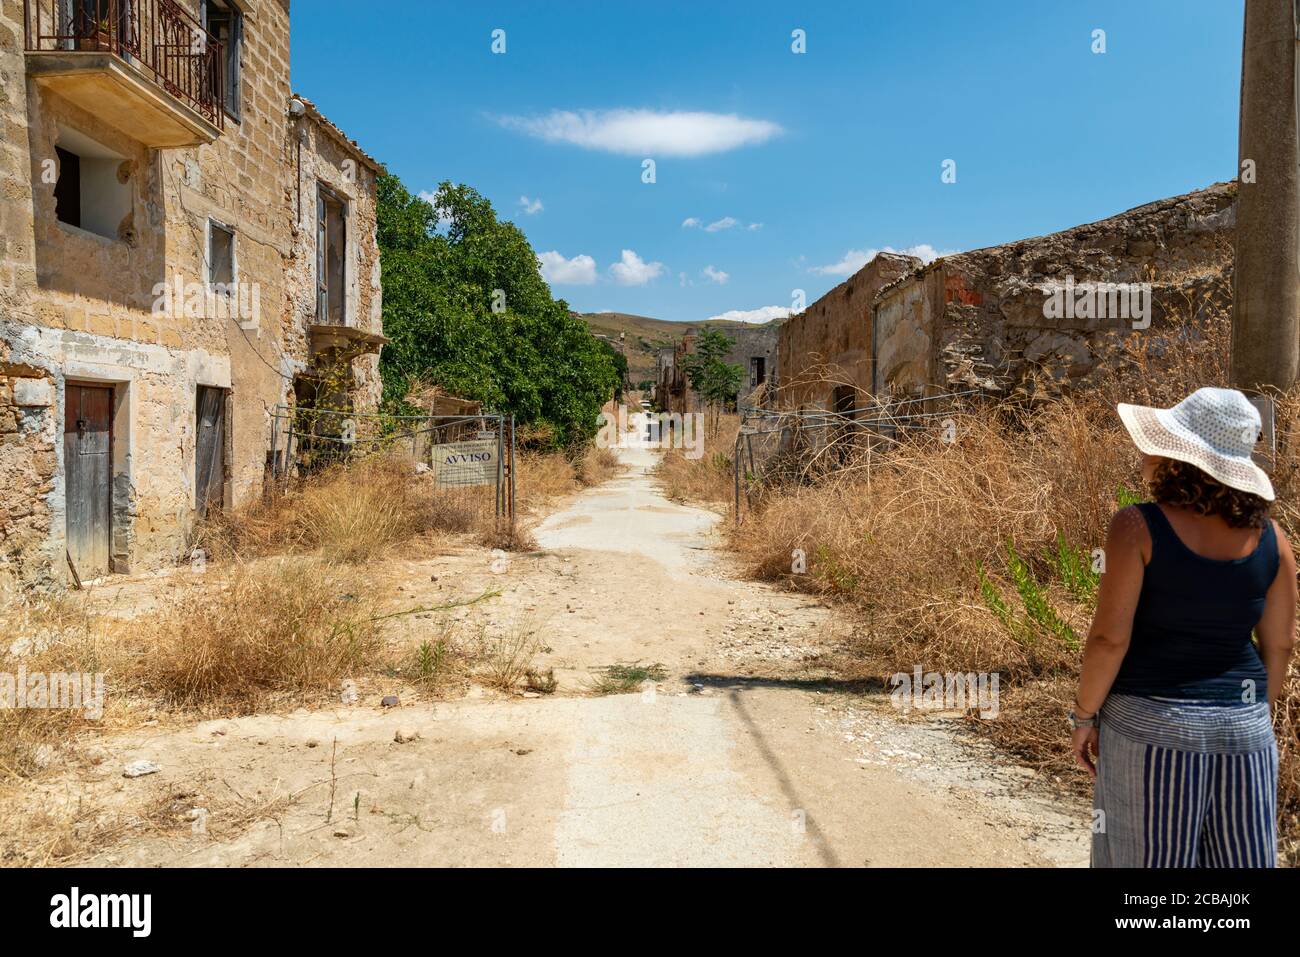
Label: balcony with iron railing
xmin=22 ymin=0 xmax=225 ymax=148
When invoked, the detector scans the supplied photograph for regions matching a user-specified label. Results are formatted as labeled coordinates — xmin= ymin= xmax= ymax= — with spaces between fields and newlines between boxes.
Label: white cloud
xmin=706 ymin=305 xmax=791 ymax=324
xmin=702 ymin=265 xmax=729 ymax=284
xmin=518 ymin=195 xmax=544 ymax=215
xmin=609 ymin=249 xmax=665 ymax=286
xmin=496 ymin=109 xmax=782 ymax=158
xmin=810 ymin=244 xmax=953 ymax=277
xmin=538 ymin=250 xmax=597 ymax=285
xmin=682 ymin=215 xmax=761 ymax=232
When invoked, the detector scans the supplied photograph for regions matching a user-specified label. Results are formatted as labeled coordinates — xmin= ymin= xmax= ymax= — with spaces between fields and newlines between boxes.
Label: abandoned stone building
xmin=656 ymin=323 xmax=780 ymax=415
xmin=776 ymin=182 xmax=1236 ymax=414
xmin=0 ymin=0 xmax=383 ymax=590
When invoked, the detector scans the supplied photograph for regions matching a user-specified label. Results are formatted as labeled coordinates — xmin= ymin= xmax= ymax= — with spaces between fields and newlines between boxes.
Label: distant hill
xmin=579 ymin=311 xmax=782 ymax=386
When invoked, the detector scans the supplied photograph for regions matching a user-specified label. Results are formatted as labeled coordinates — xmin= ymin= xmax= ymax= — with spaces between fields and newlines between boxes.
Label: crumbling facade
xmin=1 ymin=0 xmax=383 ymax=589
xmin=778 ymin=183 xmax=1236 ymax=412
xmin=657 ymin=324 xmax=780 ymax=415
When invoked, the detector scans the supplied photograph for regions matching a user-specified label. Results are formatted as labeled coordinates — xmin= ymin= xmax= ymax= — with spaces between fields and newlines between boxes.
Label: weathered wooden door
xmin=64 ymin=384 xmax=113 ymax=578
xmin=195 ymin=386 xmax=226 ymax=518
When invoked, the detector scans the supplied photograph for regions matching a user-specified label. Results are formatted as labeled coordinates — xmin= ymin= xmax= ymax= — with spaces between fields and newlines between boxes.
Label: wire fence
xmin=268 ymin=405 xmax=516 ymax=525
xmin=732 ymin=389 xmax=988 ymax=524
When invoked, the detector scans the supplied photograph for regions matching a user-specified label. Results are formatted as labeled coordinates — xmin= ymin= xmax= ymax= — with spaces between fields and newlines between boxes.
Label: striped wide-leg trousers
xmin=1092 ymin=694 xmax=1278 ymax=868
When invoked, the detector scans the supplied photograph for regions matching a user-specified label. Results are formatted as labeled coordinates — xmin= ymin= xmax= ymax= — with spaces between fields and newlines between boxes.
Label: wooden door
xmin=195 ymin=386 xmax=227 ymax=518
xmin=64 ymin=384 xmax=113 ymax=578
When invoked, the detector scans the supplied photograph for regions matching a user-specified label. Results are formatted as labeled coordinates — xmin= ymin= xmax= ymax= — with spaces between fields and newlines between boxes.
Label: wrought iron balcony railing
xmin=23 ymin=0 xmax=224 ymax=132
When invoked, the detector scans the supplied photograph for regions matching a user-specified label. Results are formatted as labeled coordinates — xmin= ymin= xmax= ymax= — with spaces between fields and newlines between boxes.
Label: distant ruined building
xmin=655 ymin=324 xmax=780 ymax=415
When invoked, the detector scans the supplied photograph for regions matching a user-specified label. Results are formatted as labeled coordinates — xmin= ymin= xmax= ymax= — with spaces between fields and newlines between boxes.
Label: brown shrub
xmin=136 ymin=558 xmax=384 ymax=712
xmin=0 ymin=595 xmax=111 ymax=782
xmin=657 ymin=414 xmax=739 ymax=504
xmin=576 ymin=445 xmax=622 ymax=487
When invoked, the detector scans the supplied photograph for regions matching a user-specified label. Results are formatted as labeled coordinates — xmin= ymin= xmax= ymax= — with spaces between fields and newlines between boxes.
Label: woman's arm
xmin=1072 ymin=507 xmax=1147 ymax=776
xmin=1255 ymin=520 xmax=1297 ymax=708
xmin=1075 ymin=507 xmax=1147 ymax=713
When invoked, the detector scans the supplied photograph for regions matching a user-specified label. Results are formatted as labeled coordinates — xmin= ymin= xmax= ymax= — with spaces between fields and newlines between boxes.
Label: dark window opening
xmin=54 ymin=146 xmax=81 ymax=229
xmin=750 ymin=356 xmax=767 ymax=388
xmin=53 ymin=130 xmax=132 ymax=240
xmin=203 ymin=0 xmax=243 ymax=122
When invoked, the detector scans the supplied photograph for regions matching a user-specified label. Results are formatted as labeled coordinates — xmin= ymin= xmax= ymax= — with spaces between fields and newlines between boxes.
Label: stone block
xmin=12 ymin=377 xmax=52 ymax=407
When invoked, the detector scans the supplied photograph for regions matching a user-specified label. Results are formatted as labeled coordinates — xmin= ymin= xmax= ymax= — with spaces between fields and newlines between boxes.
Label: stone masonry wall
xmin=776 ymin=252 xmax=919 ymax=411
xmin=0 ymin=0 xmax=382 ymax=589
xmin=776 ymin=183 xmax=1236 ymax=414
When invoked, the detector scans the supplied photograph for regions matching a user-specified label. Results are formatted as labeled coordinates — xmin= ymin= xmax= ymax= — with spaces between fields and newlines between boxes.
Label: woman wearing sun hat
xmin=1072 ymin=387 xmax=1296 ymax=867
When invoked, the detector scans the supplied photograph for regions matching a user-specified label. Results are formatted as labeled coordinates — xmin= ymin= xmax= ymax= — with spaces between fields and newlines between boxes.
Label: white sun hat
xmin=1117 ymin=387 xmax=1274 ymax=501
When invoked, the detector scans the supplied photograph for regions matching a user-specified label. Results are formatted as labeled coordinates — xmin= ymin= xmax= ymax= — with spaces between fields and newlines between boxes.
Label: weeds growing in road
xmin=588 ymin=661 xmax=667 ymax=695
xmin=477 ymin=621 xmax=543 ymax=693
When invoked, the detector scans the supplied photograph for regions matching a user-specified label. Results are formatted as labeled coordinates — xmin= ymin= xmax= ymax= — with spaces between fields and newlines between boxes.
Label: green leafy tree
xmin=376 ymin=176 xmax=618 ymax=446
xmin=680 ymin=328 xmax=743 ymax=428
xmin=597 ymin=340 xmax=629 ymax=400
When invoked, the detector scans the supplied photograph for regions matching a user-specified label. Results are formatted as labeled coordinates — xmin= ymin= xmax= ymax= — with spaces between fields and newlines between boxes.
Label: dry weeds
xmin=727 ymin=302 xmax=1300 ymax=861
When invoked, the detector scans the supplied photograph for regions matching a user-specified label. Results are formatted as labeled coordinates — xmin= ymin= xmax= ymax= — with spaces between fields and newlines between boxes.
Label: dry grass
xmin=0 ymin=594 xmax=112 ymax=782
xmin=203 ymin=439 xmax=625 ymax=567
xmin=577 ymin=445 xmax=622 ymax=487
xmin=730 ymin=303 xmax=1300 ymax=861
xmin=475 ymin=620 xmax=543 ymax=693
xmin=135 ymin=558 xmax=385 ymax=713
xmin=657 ymin=414 xmax=739 ymax=504
xmin=201 ymin=453 xmax=467 ymax=563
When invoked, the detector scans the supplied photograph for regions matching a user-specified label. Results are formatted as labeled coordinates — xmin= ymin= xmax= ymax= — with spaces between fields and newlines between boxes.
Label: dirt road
xmin=30 ymin=446 xmax=1089 ymax=867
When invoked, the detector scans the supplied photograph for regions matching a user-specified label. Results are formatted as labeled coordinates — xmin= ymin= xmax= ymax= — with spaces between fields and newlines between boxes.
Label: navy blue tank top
xmin=1110 ymin=503 xmax=1275 ymax=703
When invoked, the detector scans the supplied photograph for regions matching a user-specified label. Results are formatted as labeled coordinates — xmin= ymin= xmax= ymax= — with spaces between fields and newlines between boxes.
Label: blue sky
xmin=292 ymin=0 xmax=1243 ymax=323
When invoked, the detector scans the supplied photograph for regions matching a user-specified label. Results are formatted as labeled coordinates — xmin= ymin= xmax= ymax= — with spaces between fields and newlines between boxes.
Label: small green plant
xmin=1050 ymin=533 xmax=1100 ymax=604
xmin=979 ymin=542 xmax=1081 ymax=651
xmin=1115 ymin=483 xmax=1144 ymax=508
xmin=588 ymin=662 xmax=667 ymax=695
xmin=977 ymin=562 xmax=1025 ymax=644
xmin=1006 ymin=541 xmax=1080 ymax=650
xmin=411 ymin=639 xmax=447 ymax=686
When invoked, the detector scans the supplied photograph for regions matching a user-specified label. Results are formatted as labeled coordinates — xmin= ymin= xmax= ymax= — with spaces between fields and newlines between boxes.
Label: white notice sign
xmin=432 ymin=439 xmax=498 ymax=488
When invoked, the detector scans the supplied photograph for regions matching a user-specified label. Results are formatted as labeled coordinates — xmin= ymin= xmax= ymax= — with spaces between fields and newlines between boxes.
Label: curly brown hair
xmin=1148 ymin=458 xmax=1271 ymax=529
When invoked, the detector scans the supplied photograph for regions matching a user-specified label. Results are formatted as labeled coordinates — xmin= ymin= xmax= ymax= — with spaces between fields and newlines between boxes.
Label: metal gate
xmin=732 ymin=390 xmax=983 ymax=524
xmin=268 ymin=406 xmax=517 ymax=528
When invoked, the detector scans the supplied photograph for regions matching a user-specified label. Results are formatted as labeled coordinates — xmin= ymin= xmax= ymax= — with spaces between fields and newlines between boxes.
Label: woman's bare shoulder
xmin=1108 ymin=505 xmax=1151 ymax=554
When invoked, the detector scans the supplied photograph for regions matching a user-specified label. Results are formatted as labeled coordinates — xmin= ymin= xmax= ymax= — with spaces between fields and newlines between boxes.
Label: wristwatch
xmin=1068 ymin=709 xmax=1098 ymax=730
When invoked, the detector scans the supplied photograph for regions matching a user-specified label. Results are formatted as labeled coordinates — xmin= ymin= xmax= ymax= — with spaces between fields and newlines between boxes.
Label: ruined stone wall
xmin=873 ymin=183 xmax=1236 ymax=397
xmin=776 ymin=252 xmax=919 ymax=410
xmin=720 ymin=324 xmax=780 ymax=403
xmin=0 ymin=0 xmax=381 ymax=588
